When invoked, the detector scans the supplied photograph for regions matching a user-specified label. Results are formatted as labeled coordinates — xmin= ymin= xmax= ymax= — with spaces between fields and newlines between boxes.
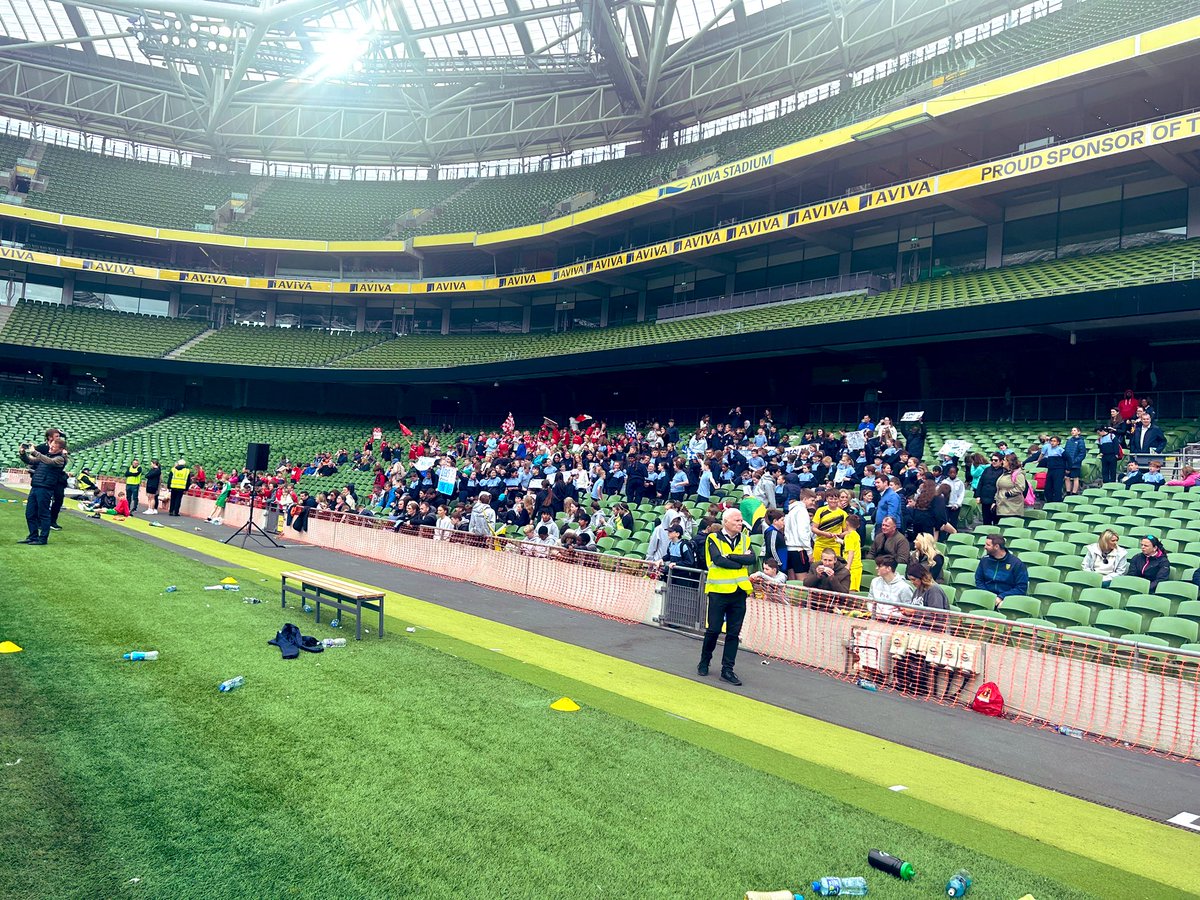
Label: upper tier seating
xmin=25 ymin=145 xmax=259 ymax=231
xmin=0 ymin=132 xmax=29 ymax=174
xmin=2 ymin=0 xmax=1189 ymax=239
xmin=227 ymin=178 xmax=468 ymax=241
xmin=0 ymin=301 xmax=208 ymax=358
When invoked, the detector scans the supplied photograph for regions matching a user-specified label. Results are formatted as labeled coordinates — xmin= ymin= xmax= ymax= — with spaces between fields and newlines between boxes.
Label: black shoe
xmin=33 ymin=539 xmax=47 ymax=545
xmin=720 ymin=669 xmax=742 ymax=686
xmin=49 ymin=524 xmax=62 ymax=531
xmin=697 ymin=662 xmax=709 ymax=677
xmin=16 ymin=537 xmax=35 ymax=544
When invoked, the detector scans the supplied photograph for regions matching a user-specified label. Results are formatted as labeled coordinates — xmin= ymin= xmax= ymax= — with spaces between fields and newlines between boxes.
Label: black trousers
xmin=1101 ymin=456 xmax=1118 ymax=483
xmin=980 ymin=502 xmax=998 ymax=526
xmin=700 ymin=587 xmax=748 ymax=671
xmin=26 ymin=486 xmax=52 ymax=541
xmin=126 ymin=484 xmax=140 ymax=513
xmin=169 ymin=487 xmax=186 ymax=516
xmin=50 ymin=485 xmax=64 ymax=526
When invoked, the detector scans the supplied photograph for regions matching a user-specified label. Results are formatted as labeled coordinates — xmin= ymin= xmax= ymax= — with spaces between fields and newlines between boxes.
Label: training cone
xmin=219 ymin=577 xmax=239 ymax=585
xmin=0 ymin=641 xmax=23 ymax=654
xmin=550 ymin=697 xmax=580 ymax=712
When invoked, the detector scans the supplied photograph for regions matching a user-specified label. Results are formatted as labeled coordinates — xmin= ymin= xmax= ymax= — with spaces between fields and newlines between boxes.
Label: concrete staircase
xmin=0 ymin=303 xmax=15 ymax=336
xmin=165 ymin=328 xmax=215 ymax=359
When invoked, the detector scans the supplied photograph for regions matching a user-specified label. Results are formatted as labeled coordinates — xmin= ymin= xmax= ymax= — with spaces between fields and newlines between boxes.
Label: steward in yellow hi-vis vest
xmin=123 ymin=460 xmax=143 ymax=513
xmin=698 ymin=508 xmax=757 ymax=686
xmin=168 ymin=460 xmax=191 ymax=517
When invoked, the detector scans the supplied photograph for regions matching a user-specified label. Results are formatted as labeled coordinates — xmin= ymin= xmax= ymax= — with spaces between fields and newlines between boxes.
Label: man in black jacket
xmin=19 ymin=436 xmax=67 ymax=545
xmin=1128 ymin=412 xmax=1166 ymax=461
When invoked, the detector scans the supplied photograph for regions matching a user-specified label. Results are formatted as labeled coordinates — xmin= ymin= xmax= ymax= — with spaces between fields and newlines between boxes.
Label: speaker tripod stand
xmin=224 ymin=473 xmax=285 ymax=549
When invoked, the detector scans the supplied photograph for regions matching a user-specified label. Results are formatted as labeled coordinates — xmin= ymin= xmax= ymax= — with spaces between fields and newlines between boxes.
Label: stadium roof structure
xmin=0 ymin=0 xmax=1020 ymax=165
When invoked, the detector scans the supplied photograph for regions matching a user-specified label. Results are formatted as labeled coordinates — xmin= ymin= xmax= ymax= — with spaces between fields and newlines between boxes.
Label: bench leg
xmin=378 ymin=603 xmax=384 ymax=639
xmin=355 ymin=600 xmax=363 ymax=641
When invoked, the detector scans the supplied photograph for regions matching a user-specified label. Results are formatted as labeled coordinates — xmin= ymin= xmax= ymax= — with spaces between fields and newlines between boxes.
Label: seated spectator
xmin=1167 ymin=466 xmax=1199 ymax=488
xmin=803 ymin=548 xmax=851 ymax=593
xmin=525 ymin=510 xmax=560 ymax=541
xmin=911 ymin=532 xmax=944 ymax=583
xmin=114 ymin=491 xmax=131 ymax=517
xmin=868 ymin=555 xmax=913 ymax=621
xmin=523 ymin=524 xmax=560 ymax=557
xmin=1120 ymin=460 xmax=1143 ymax=488
xmin=1082 ymin=529 xmax=1129 ymax=586
xmin=866 ymin=515 xmax=910 ymax=564
xmin=433 ymin=505 xmax=454 ymax=541
xmin=1128 ymin=536 xmax=1171 ymax=593
xmin=975 ymin=534 xmax=1029 ymax=609
xmin=751 ymin=557 xmax=788 ymax=601
xmin=86 ymin=486 xmax=118 ymax=511
xmin=906 ymin=562 xmax=949 ymax=619
xmin=1141 ymin=459 xmax=1166 ymax=488
xmin=75 ymin=467 xmax=98 ymax=497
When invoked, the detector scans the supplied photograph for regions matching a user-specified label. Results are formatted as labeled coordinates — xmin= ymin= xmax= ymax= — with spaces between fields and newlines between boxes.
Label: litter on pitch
xmin=0 ymin=641 xmax=23 ymax=654
xmin=550 ymin=697 xmax=580 ymax=712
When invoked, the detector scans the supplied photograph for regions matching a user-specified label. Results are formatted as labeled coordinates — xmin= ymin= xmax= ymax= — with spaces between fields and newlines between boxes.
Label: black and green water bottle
xmin=868 ymin=849 xmax=915 ymax=880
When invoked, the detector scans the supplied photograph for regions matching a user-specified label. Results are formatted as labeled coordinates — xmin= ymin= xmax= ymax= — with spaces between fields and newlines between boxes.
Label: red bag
xmin=970 ymin=681 xmax=1005 ymax=717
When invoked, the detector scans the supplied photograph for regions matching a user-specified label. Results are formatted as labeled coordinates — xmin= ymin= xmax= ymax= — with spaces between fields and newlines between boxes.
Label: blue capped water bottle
xmin=946 ymin=869 xmax=972 ymax=897
xmin=811 ymin=877 xmax=867 ymax=896
xmin=218 ymin=675 xmax=244 ymax=693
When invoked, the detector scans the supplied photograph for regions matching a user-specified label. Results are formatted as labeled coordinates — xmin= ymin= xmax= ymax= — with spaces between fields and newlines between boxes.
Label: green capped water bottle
xmin=946 ymin=869 xmax=972 ymax=897
xmin=811 ymin=877 xmax=867 ymax=896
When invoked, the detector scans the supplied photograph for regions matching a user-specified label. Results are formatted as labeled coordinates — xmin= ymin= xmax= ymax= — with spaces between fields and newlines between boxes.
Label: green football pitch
xmin=0 ymin=497 xmax=1190 ymax=899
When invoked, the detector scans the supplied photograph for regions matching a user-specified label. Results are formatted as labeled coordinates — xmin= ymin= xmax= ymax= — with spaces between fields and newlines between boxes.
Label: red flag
xmin=397 ymin=420 xmax=412 ymax=437
xmin=502 ymin=412 xmax=515 ymax=435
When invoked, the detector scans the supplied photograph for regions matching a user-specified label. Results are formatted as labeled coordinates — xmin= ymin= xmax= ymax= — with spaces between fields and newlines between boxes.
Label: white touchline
xmin=1166 ymin=812 xmax=1200 ymax=831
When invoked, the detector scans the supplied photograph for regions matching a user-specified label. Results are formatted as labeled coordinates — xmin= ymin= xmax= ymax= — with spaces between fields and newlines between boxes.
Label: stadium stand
xmin=176 ymin=323 xmax=388 ymax=367
xmin=2 ymin=0 xmax=1188 ymax=240
xmin=25 ymin=144 xmax=259 ymax=231
xmin=4 ymin=237 xmax=1197 ymax=368
xmin=0 ymin=132 xmax=29 ymax=174
xmin=0 ymin=300 xmax=208 ymax=358
xmin=0 ymin=397 xmax=165 ymax=453
xmin=226 ymin=177 xmax=468 ymax=242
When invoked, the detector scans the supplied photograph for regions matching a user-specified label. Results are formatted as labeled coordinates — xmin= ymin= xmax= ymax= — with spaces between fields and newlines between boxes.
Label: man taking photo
xmin=18 ymin=435 xmax=67 ymax=545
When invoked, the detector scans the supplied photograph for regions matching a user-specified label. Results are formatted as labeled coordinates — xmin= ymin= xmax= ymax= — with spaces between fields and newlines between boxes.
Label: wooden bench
xmin=281 ymin=570 xmax=386 ymax=640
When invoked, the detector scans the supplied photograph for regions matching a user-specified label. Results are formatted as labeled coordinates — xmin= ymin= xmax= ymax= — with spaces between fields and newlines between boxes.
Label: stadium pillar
xmin=60 ymin=274 xmax=74 ymax=306
xmin=600 ymin=297 xmax=609 ymax=327
xmin=1188 ymin=186 xmax=1200 ymax=238
xmin=985 ymin=222 xmax=1003 ymax=269
xmin=521 ymin=304 xmax=531 ymax=333
xmin=167 ymin=289 xmax=180 ymax=318
xmin=441 ymin=308 xmax=450 ymax=335
xmin=636 ymin=290 xmax=647 ymax=322
xmin=265 ymin=298 xmax=276 ymax=328
xmin=838 ymin=251 xmax=851 ymax=277
xmin=356 ymin=303 xmax=366 ymax=332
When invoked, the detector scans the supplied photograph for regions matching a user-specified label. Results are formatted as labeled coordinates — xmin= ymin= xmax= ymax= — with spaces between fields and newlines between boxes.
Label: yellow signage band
xmin=5 ymin=107 xmax=1199 ymax=299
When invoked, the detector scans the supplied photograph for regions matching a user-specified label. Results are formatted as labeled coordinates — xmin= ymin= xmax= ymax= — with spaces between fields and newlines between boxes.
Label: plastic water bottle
xmin=811 ymin=877 xmax=867 ymax=896
xmin=329 ymin=618 xmax=340 ymax=629
xmin=122 ymin=651 xmax=158 ymax=661
xmin=164 ymin=585 xmax=177 ymax=593
xmin=242 ymin=597 xmax=262 ymax=605
xmin=856 ymin=678 xmax=878 ymax=692
xmin=321 ymin=638 xmax=346 ymax=648
xmin=303 ymin=603 xmax=313 ymax=613
xmin=868 ymin=850 xmax=914 ymax=880
xmin=946 ymin=869 xmax=972 ymax=897
xmin=218 ymin=676 xmax=244 ymax=693
xmin=745 ymin=892 xmax=804 ymax=900
xmin=1057 ymin=725 xmax=1084 ymax=739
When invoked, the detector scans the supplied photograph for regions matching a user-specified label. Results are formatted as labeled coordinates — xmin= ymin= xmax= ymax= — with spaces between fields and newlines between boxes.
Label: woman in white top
xmin=1082 ymin=529 xmax=1129 ymax=586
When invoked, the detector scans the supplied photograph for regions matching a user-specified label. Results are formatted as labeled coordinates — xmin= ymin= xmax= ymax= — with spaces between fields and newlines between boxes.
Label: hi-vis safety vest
xmin=704 ymin=530 xmax=754 ymax=594
xmin=125 ymin=464 xmax=142 ymax=486
xmin=170 ymin=466 xmax=191 ymax=489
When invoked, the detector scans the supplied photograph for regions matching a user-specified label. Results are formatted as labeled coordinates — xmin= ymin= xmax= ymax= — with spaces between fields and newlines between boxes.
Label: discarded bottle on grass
xmin=1056 ymin=725 xmax=1084 ymax=739
xmin=218 ymin=676 xmax=245 ymax=693
xmin=868 ymin=850 xmax=914 ymax=880
xmin=856 ymin=678 xmax=878 ymax=692
xmin=946 ymin=869 xmax=972 ymax=897
xmin=243 ymin=597 xmax=262 ymax=605
xmin=745 ymin=891 xmax=804 ymax=900
xmin=303 ymin=603 xmax=313 ymax=614
xmin=123 ymin=651 xmax=158 ymax=661
xmin=164 ymin=585 xmax=177 ymax=593
xmin=329 ymin=618 xmax=340 ymax=629
xmin=811 ymin=877 xmax=867 ymax=896
xmin=321 ymin=638 xmax=346 ymax=648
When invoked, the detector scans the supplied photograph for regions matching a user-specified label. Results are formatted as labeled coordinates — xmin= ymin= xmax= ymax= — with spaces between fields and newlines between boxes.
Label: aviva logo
xmin=657 ymin=184 xmax=686 ymax=198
